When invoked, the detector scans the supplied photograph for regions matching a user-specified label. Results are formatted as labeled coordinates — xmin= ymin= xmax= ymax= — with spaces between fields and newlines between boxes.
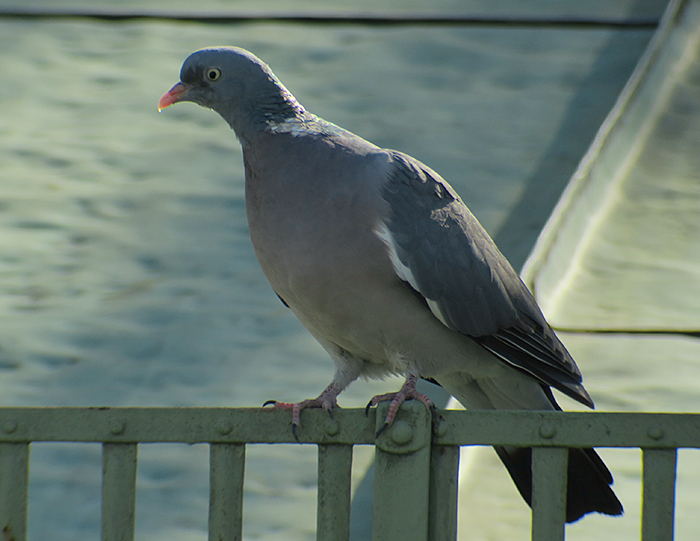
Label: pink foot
xmin=263 ymin=384 xmax=340 ymax=441
xmin=365 ymin=374 xmax=434 ymax=436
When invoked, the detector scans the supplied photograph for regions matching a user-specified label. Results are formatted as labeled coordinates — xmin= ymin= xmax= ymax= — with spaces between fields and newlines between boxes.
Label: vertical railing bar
xmin=0 ymin=442 xmax=30 ymax=541
xmin=531 ymin=447 xmax=568 ymax=541
xmin=372 ymin=403 xmax=432 ymax=541
xmin=428 ymin=444 xmax=459 ymax=541
xmin=209 ymin=443 xmax=246 ymax=541
xmin=101 ymin=442 xmax=138 ymax=541
xmin=641 ymin=448 xmax=677 ymax=541
xmin=317 ymin=444 xmax=353 ymax=541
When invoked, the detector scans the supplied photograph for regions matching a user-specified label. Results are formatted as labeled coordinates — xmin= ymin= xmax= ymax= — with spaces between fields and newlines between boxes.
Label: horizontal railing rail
xmin=0 ymin=406 xmax=697 ymax=446
xmin=0 ymin=404 xmax=697 ymax=541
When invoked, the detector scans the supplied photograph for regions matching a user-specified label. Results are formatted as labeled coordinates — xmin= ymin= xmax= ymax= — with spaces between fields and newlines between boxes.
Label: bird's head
xmin=158 ymin=47 xmax=303 ymax=134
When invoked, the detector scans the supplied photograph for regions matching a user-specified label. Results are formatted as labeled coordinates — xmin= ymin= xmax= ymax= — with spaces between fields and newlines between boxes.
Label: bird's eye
xmin=206 ymin=68 xmax=221 ymax=81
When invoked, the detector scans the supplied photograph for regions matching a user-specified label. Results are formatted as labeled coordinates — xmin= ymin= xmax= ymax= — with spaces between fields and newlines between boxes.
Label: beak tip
xmin=157 ymin=94 xmax=174 ymax=112
xmin=158 ymin=82 xmax=191 ymax=112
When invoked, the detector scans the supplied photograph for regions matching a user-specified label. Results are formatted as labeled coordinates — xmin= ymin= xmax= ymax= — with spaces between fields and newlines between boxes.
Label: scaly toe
xmin=367 ymin=385 xmax=434 ymax=432
xmin=375 ymin=422 xmax=390 ymax=438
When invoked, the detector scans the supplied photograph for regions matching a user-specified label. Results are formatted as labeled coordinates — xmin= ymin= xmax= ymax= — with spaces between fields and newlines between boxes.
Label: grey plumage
xmin=380 ymin=151 xmax=593 ymax=406
xmin=160 ymin=46 xmax=622 ymax=522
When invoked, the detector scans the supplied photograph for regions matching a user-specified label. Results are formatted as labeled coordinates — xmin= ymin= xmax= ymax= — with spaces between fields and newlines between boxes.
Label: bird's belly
xmin=246 ymin=177 xmax=501 ymax=381
xmin=275 ymin=264 xmax=503 ymax=381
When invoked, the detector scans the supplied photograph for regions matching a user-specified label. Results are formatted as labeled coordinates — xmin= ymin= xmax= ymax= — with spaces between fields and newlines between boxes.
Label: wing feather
xmin=378 ymin=151 xmax=593 ymax=407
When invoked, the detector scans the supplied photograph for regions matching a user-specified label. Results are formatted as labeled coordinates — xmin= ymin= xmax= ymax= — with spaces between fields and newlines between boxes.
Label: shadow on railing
xmin=0 ymin=403 xmax=697 ymax=541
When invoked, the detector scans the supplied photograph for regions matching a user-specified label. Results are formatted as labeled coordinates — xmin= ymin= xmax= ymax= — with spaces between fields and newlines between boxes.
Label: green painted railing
xmin=0 ymin=403 xmax=697 ymax=541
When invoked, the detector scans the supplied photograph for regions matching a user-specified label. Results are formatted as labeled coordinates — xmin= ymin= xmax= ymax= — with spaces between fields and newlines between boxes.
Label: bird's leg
xmin=365 ymin=373 xmax=434 ymax=436
xmin=263 ymin=382 xmax=342 ymax=440
xmin=263 ymin=353 xmax=361 ymax=440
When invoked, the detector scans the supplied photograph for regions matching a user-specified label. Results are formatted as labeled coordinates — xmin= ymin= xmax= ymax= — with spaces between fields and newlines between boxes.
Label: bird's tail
xmin=438 ymin=373 xmax=624 ymax=522
xmin=493 ymin=444 xmax=623 ymax=523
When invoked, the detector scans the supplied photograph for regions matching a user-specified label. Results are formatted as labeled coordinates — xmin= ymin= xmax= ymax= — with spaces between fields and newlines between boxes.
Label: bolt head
xmin=390 ymin=421 xmax=413 ymax=445
xmin=216 ymin=421 xmax=233 ymax=435
xmin=108 ymin=419 xmax=126 ymax=435
xmin=434 ymin=419 xmax=448 ymax=438
xmin=324 ymin=420 xmax=340 ymax=436
xmin=539 ymin=422 xmax=557 ymax=439
xmin=2 ymin=420 xmax=17 ymax=434
xmin=647 ymin=425 xmax=664 ymax=440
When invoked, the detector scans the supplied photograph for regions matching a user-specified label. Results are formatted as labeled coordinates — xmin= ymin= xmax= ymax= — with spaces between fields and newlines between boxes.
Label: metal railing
xmin=0 ymin=403 xmax=697 ymax=541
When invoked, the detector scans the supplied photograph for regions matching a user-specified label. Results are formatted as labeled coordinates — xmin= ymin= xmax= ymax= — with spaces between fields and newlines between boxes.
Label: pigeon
xmin=159 ymin=46 xmax=623 ymax=522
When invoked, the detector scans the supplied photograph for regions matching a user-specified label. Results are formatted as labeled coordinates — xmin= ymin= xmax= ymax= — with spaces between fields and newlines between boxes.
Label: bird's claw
xmin=365 ymin=376 xmax=434 ymax=436
xmin=375 ymin=422 xmax=390 ymax=438
xmin=262 ymin=392 xmax=339 ymax=442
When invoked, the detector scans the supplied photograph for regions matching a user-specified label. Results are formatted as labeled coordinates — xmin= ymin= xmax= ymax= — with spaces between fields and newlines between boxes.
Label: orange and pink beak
xmin=158 ymin=82 xmax=193 ymax=111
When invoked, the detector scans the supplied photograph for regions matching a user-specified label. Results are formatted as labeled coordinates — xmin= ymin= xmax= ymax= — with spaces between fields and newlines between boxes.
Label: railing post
xmin=428 ymin=443 xmax=459 ymax=541
xmin=642 ymin=448 xmax=677 ymax=541
xmin=0 ymin=443 xmax=30 ymax=541
xmin=372 ymin=402 xmax=432 ymax=541
xmin=209 ymin=443 xmax=246 ymax=541
xmin=317 ymin=444 xmax=353 ymax=541
xmin=531 ymin=446 xmax=568 ymax=541
xmin=102 ymin=442 xmax=138 ymax=541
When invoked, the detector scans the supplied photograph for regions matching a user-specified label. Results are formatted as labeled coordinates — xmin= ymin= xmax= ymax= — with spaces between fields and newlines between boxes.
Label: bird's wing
xmin=377 ymin=151 xmax=593 ymax=407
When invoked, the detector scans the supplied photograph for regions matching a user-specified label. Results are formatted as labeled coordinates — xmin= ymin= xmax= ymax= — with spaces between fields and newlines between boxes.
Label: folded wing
xmin=378 ymin=151 xmax=593 ymax=408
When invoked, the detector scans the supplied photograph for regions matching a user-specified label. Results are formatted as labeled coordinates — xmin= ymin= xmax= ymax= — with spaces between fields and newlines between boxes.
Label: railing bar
xmin=428 ymin=444 xmax=459 ymax=541
xmin=0 ymin=442 xmax=30 ymax=541
xmin=372 ymin=403 xmax=432 ymax=541
xmin=641 ymin=448 xmax=677 ymax=541
xmin=531 ymin=447 xmax=568 ymax=541
xmin=1 ymin=408 xmax=700 ymax=447
xmin=317 ymin=444 xmax=353 ymax=541
xmin=209 ymin=443 xmax=245 ymax=541
xmin=101 ymin=442 xmax=138 ymax=541
xmin=209 ymin=443 xmax=246 ymax=541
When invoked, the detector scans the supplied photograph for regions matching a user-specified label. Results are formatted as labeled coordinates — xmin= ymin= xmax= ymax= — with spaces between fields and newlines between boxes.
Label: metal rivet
xmin=3 ymin=420 xmax=18 ymax=434
xmin=647 ymin=425 xmax=664 ymax=441
xmin=434 ymin=419 xmax=448 ymax=438
xmin=390 ymin=421 xmax=413 ymax=445
xmin=539 ymin=422 xmax=557 ymax=439
xmin=108 ymin=419 xmax=126 ymax=435
xmin=325 ymin=420 xmax=340 ymax=436
xmin=217 ymin=421 xmax=232 ymax=435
